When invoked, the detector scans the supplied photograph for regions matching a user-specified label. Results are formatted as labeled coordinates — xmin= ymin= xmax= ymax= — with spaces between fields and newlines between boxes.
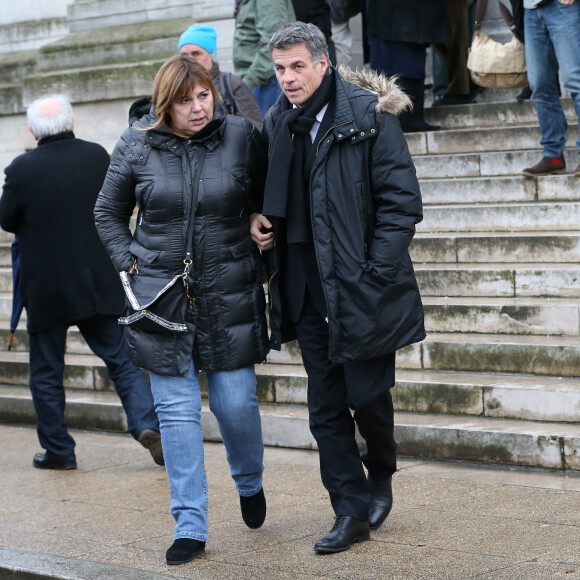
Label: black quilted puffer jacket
xmin=94 ymin=100 xmax=269 ymax=377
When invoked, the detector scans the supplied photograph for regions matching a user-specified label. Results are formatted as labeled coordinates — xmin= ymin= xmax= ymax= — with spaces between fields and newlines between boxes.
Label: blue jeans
xmin=149 ymin=360 xmax=263 ymax=541
xmin=252 ymin=74 xmax=282 ymax=117
xmin=28 ymin=315 xmax=159 ymax=460
xmin=524 ymin=1 xmax=580 ymax=157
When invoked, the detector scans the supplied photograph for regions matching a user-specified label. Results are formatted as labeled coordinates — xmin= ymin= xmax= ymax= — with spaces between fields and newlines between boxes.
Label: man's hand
xmin=559 ymin=0 xmax=575 ymax=4
xmin=250 ymin=213 xmax=275 ymax=251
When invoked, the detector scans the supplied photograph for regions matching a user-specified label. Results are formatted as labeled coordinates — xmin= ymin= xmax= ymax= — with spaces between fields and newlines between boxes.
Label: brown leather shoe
xmin=574 ymin=162 xmax=580 ymax=177
xmin=138 ymin=429 xmax=164 ymax=466
xmin=522 ymin=155 xmax=566 ymax=177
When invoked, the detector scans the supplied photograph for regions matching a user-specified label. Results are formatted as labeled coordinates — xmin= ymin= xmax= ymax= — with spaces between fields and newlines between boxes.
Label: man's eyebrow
xmin=274 ymin=59 xmax=306 ymax=67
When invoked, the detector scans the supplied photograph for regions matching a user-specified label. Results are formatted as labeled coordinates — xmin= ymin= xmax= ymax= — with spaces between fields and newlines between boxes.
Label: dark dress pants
xmin=28 ymin=315 xmax=159 ymax=460
xmin=295 ymin=292 xmax=397 ymax=521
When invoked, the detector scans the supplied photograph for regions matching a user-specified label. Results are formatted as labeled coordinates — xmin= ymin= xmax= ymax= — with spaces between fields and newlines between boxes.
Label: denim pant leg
xmin=77 ymin=315 xmax=159 ymax=439
xmin=525 ymin=6 xmax=569 ymax=157
xmin=207 ymin=366 xmax=264 ymax=496
xmin=543 ymin=1 xmax=580 ymax=153
xmin=28 ymin=325 xmax=76 ymax=460
xmin=150 ymin=360 xmax=208 ymax=541
xmin=251 ymin=74 xmax=282 ymax=117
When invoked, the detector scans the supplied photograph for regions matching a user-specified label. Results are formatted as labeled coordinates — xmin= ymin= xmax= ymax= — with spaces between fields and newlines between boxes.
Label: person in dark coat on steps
xmin=366 ymin=0 xmax=451 ymax=132
xmin=0 ymin=94 xmax=163 ymax=470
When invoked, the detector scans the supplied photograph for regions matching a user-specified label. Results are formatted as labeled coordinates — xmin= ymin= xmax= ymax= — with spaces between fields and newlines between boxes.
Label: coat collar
xmin=37 ymin=131 xmax=75 ymax=146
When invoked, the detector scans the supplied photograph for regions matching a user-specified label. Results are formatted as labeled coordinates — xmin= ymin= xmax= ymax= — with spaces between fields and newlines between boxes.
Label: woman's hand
xmin=559 ymin=0 xmax=575 ymax=4
xmin=250 ymin=213 xmax=275 ymax=252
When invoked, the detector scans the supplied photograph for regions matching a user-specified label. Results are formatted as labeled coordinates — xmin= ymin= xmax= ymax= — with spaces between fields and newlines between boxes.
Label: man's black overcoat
xmin=0 ymin=132 xmax=124 ymax=333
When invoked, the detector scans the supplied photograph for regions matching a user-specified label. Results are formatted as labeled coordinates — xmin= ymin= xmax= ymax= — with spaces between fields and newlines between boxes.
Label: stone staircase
xmin=1 ymin=97 xmax=579 ymax=471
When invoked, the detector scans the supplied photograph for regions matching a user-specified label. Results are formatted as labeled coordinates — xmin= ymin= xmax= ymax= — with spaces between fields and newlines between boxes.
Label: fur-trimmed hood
xmin=337 ymin=65 xmax=412 ymax=116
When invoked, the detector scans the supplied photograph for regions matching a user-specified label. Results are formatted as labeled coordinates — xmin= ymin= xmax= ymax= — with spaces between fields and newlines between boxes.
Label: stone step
xmin=421 ymin=332 xmax=580 ymax=376
xmin=3 ymin=297 xmax=575 ymax=362
xmin=411 ymin=231 xmax=580 ymax=264
xmin=23 ymin=60 xmax=165 ymax=107
xmin=423 ymin=297 xmax=580 ymax=336
xmin=67 ymin=0 xmax=232 ymax=33
xmin=2 ymin=384 xmax=578 ymax=470
xmin=269 ymin=332 xmax=580 ymax=376
xmin=420 ymin=201 xmax=580 ymax=232
xmin=419 ymin=175 xmax=580 ymax=205
xmin=422 ymin=98 xmax=577 ymax=130
xmin=392 ymin=411 xmax=580 ymax=471
xmin=408 ymin=123 xmax=578 ymax=157
xmin=0 ymin=50 xmax=38 ymax=84
xmin=36 ymin=18 xmax=187 ymax=73
xmin=257 ymin=365 xmax=580 ymax=423
xmin=0 ymin=264 xmax=577 ymax=322
xmin=0 ymin=246 xmax=12 ymax=267
xmin=67 ymin=0 xmax=191 ymax=32
xmin=416 ymin=263 xmax=580 ymax=298
xmin=0 ymin=351 xmax=116 ymax=391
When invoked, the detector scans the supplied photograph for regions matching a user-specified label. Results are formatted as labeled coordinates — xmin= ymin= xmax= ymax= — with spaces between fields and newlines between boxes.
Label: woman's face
xmin=167 ymin=83 xmax=214 ymax=137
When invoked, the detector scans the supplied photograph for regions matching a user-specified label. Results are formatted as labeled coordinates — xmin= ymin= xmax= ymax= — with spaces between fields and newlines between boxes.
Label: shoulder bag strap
xmin=474 ymin=0 xmax=488 ymax=30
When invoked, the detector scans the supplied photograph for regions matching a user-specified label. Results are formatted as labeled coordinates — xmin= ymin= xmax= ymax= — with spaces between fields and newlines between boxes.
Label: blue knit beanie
xmin=178 ymin=25 xmax=217 ymax=57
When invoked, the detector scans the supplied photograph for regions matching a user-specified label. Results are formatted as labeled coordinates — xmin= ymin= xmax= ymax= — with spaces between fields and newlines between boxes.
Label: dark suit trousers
xmin=295 ymin=292 xmax=397 ymax=521
xmin=28 ymin=315 xmax=159 ymax=460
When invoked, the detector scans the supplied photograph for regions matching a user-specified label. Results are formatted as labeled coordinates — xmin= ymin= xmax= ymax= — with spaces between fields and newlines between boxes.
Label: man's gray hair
xmin=269 ymin=22 xmax=329 ymax=66
xmin=27 ymin=94 xmax=74 ymax=139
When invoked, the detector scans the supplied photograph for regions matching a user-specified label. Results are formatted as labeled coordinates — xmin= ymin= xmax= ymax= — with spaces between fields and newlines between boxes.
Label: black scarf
xmin=262 ymin=69 xmax=335 ymax=244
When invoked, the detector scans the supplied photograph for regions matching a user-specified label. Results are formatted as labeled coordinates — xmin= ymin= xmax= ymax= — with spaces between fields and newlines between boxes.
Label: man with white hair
xmin=0 ymin=94 xmax=164 ymax=470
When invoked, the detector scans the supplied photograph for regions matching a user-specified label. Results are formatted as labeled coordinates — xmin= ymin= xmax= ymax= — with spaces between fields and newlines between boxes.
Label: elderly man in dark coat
xmin=0 ymin=94 xmax=163 ymax=470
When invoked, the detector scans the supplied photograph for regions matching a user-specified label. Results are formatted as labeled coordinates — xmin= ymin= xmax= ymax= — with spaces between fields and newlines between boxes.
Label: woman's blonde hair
xmin=147 ymin=55 xmax=222 ymax=131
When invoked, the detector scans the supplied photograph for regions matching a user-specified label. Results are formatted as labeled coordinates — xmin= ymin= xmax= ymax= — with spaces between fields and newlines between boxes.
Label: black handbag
xmin=118 ymin=270 xmax=190 ymax=333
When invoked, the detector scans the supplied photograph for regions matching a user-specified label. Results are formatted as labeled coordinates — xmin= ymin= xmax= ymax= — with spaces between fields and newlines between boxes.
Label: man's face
xmin=272 ymin=43 xmax=328 ymax=107
xmin=179 ymin=44 xmax=213 ymax=71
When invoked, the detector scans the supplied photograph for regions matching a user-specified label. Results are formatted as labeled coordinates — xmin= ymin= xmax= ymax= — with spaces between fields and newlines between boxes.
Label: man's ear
xmin=28 ymin=125 xmax=38 ymax=141
xmin=319 ymin=54 xmax=329 ymax=75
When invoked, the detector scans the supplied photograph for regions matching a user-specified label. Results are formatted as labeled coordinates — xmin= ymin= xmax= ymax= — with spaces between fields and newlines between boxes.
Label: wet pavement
xmin=0 ymin=423 xmax=579 ymax=579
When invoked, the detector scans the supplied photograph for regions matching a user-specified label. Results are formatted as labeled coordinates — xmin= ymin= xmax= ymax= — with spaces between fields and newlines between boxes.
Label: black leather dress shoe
xmin=33 ymin=452 xmax=77 ymax=470
xmin=369 ymin=475 xmax=393 ymax=530
xmin=314 ymin=515 xmax=370 ymax=553
xmin=240 ymin=487 xmax=266 ymax=529
xmin=166 ymin=538 xmax=205 ymax=565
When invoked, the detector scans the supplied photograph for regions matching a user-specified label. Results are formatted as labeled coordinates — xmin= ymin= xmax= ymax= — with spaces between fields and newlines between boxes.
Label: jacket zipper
xmin=311 ymin=118 xmax=352 ymax=349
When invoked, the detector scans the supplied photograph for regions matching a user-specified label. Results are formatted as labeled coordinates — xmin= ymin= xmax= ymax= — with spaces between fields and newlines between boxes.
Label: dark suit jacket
xmin=0 ymin=132 xmax=124 ymax=333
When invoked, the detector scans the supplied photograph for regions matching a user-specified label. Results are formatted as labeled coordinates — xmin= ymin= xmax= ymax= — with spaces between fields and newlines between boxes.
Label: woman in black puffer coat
xmin=94 ymin=56 xmax=268 ymax=565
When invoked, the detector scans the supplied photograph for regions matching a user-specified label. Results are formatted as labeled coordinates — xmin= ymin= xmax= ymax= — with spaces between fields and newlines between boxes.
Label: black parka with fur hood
xmin=263 ymin=67 xmax=426 ymax=362
xmin=94 ymin=100 xmax=269 ymax=377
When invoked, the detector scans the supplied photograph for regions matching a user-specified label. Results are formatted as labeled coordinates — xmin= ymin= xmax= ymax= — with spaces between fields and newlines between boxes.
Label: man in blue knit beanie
xmin=178 ymin=24 xmax=263 ymax=128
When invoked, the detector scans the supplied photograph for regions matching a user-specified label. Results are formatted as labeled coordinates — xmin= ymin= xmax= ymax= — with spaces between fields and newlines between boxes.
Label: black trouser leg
xmin=28 ymin=325 xmax=76 ymax=460
xmin=295 ymin=293 xmax=397 ymax=520
xmin=345 ymin=355 xmax=397 ymax=481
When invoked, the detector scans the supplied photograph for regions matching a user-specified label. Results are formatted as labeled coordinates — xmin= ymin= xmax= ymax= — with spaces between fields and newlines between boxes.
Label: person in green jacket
xmin=233 ymin=0 xmax=296 ymax=116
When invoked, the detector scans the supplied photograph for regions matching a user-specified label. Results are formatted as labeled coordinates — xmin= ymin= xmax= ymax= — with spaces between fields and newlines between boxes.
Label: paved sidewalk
xmin=0 ymin=423 xmax=579 ymax=579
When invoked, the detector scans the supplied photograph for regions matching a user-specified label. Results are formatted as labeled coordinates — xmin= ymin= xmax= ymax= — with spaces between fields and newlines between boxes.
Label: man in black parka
xmin=0 ymin=94 xmax=163 ymax=470
xmin=250 ymin=23 xmax=425 ymax=553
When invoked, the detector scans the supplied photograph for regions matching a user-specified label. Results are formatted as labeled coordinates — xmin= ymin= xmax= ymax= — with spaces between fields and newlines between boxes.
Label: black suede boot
xmin=240 ymin=487 xmax=266 ymax=529
xmin=166 ymin=538 xmax=205 ymax=565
